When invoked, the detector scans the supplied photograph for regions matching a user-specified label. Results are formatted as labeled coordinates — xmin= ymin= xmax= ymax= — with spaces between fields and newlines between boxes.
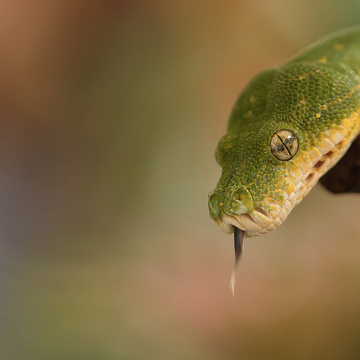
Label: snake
xmin=208 ymin=26 xmax=360 ymax=293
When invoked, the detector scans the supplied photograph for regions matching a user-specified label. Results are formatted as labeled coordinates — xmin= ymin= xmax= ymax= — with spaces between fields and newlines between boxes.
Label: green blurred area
xmin=1 ymin=1 xmax=360 ymax=359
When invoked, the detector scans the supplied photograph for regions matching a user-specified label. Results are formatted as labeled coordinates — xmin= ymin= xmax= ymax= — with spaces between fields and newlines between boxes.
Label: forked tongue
xmin=229 ymin=227 xmax=244 ymax=297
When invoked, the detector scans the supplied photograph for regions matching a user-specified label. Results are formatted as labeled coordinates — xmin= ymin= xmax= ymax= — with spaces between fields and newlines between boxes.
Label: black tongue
xmin=230 ymin=227 xmax=244 ymax=296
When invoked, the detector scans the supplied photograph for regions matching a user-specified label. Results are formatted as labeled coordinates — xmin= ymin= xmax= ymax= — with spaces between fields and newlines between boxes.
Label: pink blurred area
xmin=1 ymin=1 xmax=360 ymax=359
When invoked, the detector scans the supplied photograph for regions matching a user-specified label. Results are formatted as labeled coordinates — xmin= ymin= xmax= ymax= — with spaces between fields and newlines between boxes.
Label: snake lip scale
xmin=216 ymin=111 xmax=360 ymax=237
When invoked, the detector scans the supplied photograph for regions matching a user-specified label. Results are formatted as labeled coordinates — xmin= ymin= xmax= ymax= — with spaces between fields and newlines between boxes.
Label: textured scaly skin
xmin=209 ymin=26 xmax=360 ymax=237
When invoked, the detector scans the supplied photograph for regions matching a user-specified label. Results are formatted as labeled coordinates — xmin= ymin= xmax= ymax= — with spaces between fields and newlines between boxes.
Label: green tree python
xmin=208 ymin=26 xmax=360 ymax=293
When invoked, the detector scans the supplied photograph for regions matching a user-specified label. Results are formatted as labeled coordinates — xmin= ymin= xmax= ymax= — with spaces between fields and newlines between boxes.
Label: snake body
xmin=209 ymin=26 xmax=360 ymax=238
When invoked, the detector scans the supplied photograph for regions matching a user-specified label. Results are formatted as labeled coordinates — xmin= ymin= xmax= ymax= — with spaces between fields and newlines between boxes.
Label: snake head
xmin=209 ymin=58 xmax=360 ymax=238
xmin=208 ymin=128 xmax=295 ymax=237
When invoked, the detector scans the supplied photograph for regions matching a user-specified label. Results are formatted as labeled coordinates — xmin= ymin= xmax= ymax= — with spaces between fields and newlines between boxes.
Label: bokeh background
xmin=1 ymin=1 xmax=360 ymax=359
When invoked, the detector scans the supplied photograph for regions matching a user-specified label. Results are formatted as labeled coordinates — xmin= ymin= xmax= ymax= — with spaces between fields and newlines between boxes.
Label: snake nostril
xmin=234 ymin=193 xmax=244 ymax=201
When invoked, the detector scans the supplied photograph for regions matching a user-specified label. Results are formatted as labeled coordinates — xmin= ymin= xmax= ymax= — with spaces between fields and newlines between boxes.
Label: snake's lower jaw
xmin=215 ymin=183 xmax=304 ymax=237
xmin=215 ymin=206 xmax=286 ymax=237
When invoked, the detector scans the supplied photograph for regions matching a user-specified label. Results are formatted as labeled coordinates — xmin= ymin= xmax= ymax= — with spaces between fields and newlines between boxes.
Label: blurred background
xmin=1 ymin=0 xmax=360 ymax=359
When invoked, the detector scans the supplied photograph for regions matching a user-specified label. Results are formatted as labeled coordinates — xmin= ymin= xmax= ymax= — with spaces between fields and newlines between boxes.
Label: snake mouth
xmin=216 ymin=112 xmax=360 ymax=237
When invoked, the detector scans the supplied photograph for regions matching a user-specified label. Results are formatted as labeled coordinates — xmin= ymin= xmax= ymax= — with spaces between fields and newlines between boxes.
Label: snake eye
xmin=270 ymin=129 xmax=299 ymax=161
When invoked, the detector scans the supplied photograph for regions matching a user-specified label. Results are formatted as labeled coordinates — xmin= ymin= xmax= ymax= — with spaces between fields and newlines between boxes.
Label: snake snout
xmin=209 ymin=185 xmax=276 ymax=237
xmin=208 ymin=186 xmax=254 ymax=222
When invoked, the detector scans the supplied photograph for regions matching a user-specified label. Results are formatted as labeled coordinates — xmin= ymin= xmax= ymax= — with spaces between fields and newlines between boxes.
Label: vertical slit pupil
xmin=276 ymin=133 xmax=292 ymax=158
